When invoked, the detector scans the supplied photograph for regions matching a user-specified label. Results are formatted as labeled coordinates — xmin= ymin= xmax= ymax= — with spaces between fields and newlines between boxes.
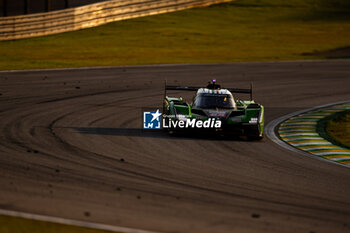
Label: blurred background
xmin=0 ymin=0 xmax=108 ymax=16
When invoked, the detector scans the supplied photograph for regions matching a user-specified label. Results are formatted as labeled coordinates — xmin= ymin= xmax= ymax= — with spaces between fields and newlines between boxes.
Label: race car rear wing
xmin=165 ymin=81 xmax=253 ymax=100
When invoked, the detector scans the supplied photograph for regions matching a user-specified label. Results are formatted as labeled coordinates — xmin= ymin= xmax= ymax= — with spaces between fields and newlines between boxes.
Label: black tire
xmin=246 ymin=124 xmax=263 ymax=141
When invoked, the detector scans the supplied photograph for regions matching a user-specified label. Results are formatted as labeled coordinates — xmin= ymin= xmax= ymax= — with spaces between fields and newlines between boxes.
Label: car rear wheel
xmin=247 ymin=124 xmax=263 ymax=140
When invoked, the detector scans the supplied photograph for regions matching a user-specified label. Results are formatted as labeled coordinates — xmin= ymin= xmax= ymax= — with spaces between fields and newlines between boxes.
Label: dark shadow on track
xmin=64 ymin=127 xmax=259 ymax=142
xmin=74 ymin=127 xmax=170 ymax=138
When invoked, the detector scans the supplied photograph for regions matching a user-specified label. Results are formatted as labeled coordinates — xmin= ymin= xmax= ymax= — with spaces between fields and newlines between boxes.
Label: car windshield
xmin=193 ymin=93 xmax=235 ymax=109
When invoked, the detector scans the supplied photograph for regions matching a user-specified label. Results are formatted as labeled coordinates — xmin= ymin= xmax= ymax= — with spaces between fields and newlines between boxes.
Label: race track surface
xmin=0 ymin=61 xmax=350 ymax=233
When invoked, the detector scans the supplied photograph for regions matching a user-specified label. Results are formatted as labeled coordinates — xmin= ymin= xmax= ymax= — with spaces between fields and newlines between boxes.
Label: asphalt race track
xmin=0 ymin=60 xmax=350 ymax=233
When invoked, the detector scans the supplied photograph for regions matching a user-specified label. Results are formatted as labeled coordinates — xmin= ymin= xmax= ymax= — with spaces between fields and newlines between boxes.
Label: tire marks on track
xmin=1 ymin=61 xmax=350 ymax=233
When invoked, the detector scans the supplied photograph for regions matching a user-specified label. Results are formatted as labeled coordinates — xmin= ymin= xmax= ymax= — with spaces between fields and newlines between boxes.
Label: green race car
xmin=163 ymin=80 xmax=264 ymax=140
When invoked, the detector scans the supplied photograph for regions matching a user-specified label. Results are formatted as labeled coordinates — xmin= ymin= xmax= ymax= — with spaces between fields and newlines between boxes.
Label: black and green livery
xmin=163 ymin=80 xmax=264 ymax=139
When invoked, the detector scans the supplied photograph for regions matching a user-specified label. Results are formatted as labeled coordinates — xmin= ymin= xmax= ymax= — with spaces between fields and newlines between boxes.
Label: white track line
xmin=313 ymin=152 xmax=350 ymax=156
xmin=0 ymin=209 xmax=162 ymax=233
xmin=279 ymin=133 xmax=319 ymax=136
xmin=289 ymin=142 xmax=333 ymax=146
xmin=328 ymin=157 xmax=350 ymax=161
xmin=283 ymin=137 xmax=324 ymax=142
xmin=302 ymin=147 xmax=340 ymax=151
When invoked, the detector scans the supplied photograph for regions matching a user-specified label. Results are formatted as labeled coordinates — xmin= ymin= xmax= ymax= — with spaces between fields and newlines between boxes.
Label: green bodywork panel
xmin=164 ymin=96 xmax=264 ymax=133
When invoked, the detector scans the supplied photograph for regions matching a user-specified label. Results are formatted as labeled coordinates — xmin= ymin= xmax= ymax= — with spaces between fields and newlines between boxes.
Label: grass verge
xmin=0 ymin=214 xmax=116 ymax=233
xmin=0 ymin=0 xmax=350 ymax=70
xmin=326 ymin=111 xmax=350 ymax=149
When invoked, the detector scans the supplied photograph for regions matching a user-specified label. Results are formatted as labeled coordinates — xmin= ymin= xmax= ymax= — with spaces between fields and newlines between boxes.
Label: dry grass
xmin=326 ymin=112 xmax=350 ymax=148
xmin=0 ymin=214 xmax=115 ymax=233
xmin=0 ymin=0 xmax=350 ymax=70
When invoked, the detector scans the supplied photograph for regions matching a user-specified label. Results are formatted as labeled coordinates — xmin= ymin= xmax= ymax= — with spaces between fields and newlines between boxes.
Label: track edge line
xmin=0 ymin=208 xmax=162 ymax=233
xmin=265 ymin=100 xmax=350 ymax=169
